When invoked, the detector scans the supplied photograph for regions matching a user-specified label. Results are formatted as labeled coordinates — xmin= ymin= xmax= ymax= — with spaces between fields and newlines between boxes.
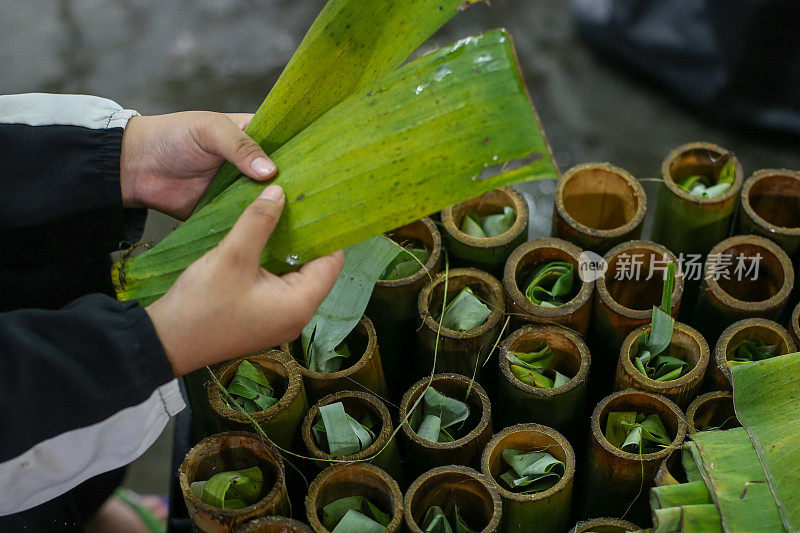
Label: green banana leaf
xmin=422 ymin=504 xmax=476 ymax=533
xmin=189 ymin=466 xmax=263 ymax=509
xmin=651 ymin=481 xmax=712 ymax=509
xmin=675 ymin=154 xmax=735 ymax=199
xmin=114 ymin=29 xmax=558 ymax=305
xmin=605 ymin=412 xmax=671 ymax=454
xmin=440 ymin=287 xmax=492 ymax=331
xmin=728 ymin=339 xmax=778 ymax=366
xmin=523 ymin=261 xmax=574 ymax=307
xmin=499 ymin=448 xmax=564 ymax=493
xmin=312 ymin=401 xmax=375 ymax=456
xmin=506 ymin=340 xmax=570 ymax=388
xmin=653 ymin=504 xmax=722 ymax=533
xmin=195 ymin=0 xmax=483 ymax=210
xmin=410 ymin=387 xmax=470 ymax=443
xmin=224 ymin=360 xmax=277 ymax=413
xmin=731 ymin=352 xmax=800 ymax=531
xmin=332 ymin=509 xmax=385 ymax=533
xmin=460 ymin=206 xmax=516 ymax=238
xmin=322 ymin=495 xmax=391 ymax=531
xmin=380 ymin=246 xmax=429 ymax=281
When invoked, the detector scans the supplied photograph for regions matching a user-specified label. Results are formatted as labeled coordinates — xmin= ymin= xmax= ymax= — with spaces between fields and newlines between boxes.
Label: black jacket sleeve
xmin=0 ymin=94 xmax=185 ymax=516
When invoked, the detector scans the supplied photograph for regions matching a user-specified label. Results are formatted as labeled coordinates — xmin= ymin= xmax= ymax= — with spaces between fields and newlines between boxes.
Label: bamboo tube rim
xmin=661 ymin=141 xmax=744 ymax=204
xmin=685 ymin=391 xmax=737 ymax=434
xmin=596 ymin=240 xmax=683 ymax=320
xmin=179 ymin=431 xmax=286 ymax=518
xmin=207 ymin=350 xmax=303 ymax=425
xmin=375 ymin=217 xmax=442 ymax=288
xmin=502 ymin=237 xmax=594 ymax=319
xmin=480 ymin=423 xmax=576 ymax=503
xmin=235 ymin=516 xmax=314 ymax=533
xmin=654 ymin=450 xmax=684 ymax=486
xmin=739 ymin=168 xmax=800 ymax=235
xmin=791 ymin=302 xmax=800 ymax=345
xmin=418 ymin=268 xmax=505 ymax=339
xmin=713 ymin=318 xmax=796 ymax=385
xmin=399 ymin=373 xmax=492 ymax=451
xmin=404 ymin=465 xmax=502 ymax=533
xmin=618 ymin=321 xmax=709 ymax=393
xmin=440 ymin=187 xmax=529 ymax=249
xmin=555 ymin=162 xmax=646 ymax=239
xmin=703 ymin=236 xmax=794 ymax=312
xmin=282 ymin=316 xmax=378 ymax=382
xmin=301 ymin=390 xmax=393 ymax=463
xmin=591 ymin=390 xmax=686 ymax=462
xmin=498 ymin=325 xmax=590 ymax=398
xmin=306 ymin=463 xmax=403 ymax=533
xmin=570 ymin=517 xmax=642 ymax=532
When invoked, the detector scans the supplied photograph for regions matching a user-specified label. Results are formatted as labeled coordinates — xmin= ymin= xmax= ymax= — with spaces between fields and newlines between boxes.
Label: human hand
xmin=119 ymin=111 xmax=275 ymax=220
xmin=144 ymin=184 xmax=345 ymax=376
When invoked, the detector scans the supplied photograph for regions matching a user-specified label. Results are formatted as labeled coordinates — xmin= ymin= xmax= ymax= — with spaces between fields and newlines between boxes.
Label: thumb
xmin=200 ymin=113 xmax=277 ymax=180
xmin=220 ymin=185 xmax=285 ymax=266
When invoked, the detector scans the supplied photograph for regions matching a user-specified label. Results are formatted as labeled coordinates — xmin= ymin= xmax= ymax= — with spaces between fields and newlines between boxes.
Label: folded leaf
xmin=524 ymin=261 xmax=574 ymax=307
xmin=440 ymin=287 xmax=492 ymax=331
xmin=423 ymin=506 xmax=454 ymax=533
xmin=605 ymin=411 xmax=637 ymax=449
xmin=608 ymin=412 xmax=671 ymax=454
xmin=380 ymin=246 xmax=429 ymax=281
xmin=323 ymin=495 xmax=391 ymax=530
xmin=314 ymin=401 xmax=375 ymax=456
xmin=506 ymin=341 xmax=570 ymax=389
xmin=225 ymin=360 xmax=278 ymax=413
xmin=332 ymin=509 xmax=385 ymax=533
xmin=460 ymin=206 xmax=516 ymax=238
xmin=195 ymin=467 xmax=263 ymax=509
xmin=411 ymin=387 xmax=470 ymax=443
xmin=499 ymin=448 xmax=564 ymax=493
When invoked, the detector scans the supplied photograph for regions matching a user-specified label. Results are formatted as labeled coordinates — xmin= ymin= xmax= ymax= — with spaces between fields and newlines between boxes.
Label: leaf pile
xmin=190 ymin=466 xmax=263 ymax=509
xmin=728 ymin=339 xmax=778 ymax=366
xmin=322 ymin=496 xmax=391 ymax=533
xmin=312 ymin=401 xmax=377 ymax=457
xmin=506 ymin=341 xmax=570 ymax=389
xmin=460 ymin=206 xmax=516 ymax=238
xmin=523 ymin=262 xmax=574 ymax=307
xmin=224 ymin=360 xmax=278 ymax=413
xmin=422 ymin=504 xmax=476 ymax=533
xmin=499 ymin=448 xmax=564 ymax=493
xmin=439 ymin=287 xmax=492 ymax=331
xmin=410 ymin=388 xmax=470 ymax=443
xmin=676 ymin=153 xmax=736 ymax=198
xmin=605 ymin=411 xmax=672 ymax=454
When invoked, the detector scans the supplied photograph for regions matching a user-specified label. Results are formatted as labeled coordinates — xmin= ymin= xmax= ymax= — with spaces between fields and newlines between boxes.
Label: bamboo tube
xmin=791 ymin=302 xmax=800 ymax=349
xmin=207 ymin=351 xmax=308 ymax=449
xmin=569 ymin=518 xmax=641 ymax=533
xmin=305 ymin=463 xmax=403 ymax=533
xmin=235 ymin=517 xmax=313 ymax=533
xmin=685 ymin=391 xmax=738 ymax=434
xmin=440 ymin=187 xmax=529 ymax=275
xmin=301 ymin=390 xmax=401 ymax=480
xmin=497 ymin=325 xmax=590 ymax=437
xmin=369 ymin=217 xmax=443 ymax=323
xmin=695 ymin=236 xmax=794 ymax=342
xmin=614 ymin=322 xmax=709 ymax=408
xmin=417 ymin=268 xmax=506 ymax=377
xmin=179 ymin=431 xmax=290 ymax=532
xmin=480 ymin=423 xmax=576 ymax=533
xmin=652 ymin=142 xmax=744 ymax=257
xmin=654 ymin=451 xmax=685 ymax=487
xmin=398 ymin=373 xmax=492 ymax=475
xmin=404 ymin=465 xmax=502 ymax=533
xmin=502 ymin=238 xmax=594 ymax=335
xmin=281 ymin=316 xmax=388 ymax=401
xmin=552 ymin=163 xmax=646 ymax=255
xmin=593 ymin=241 xmax=683 ymax=348
xmin=736 ymin=169 xmax=800 ymax=256
xmin=582 ymin=390 xmax=686 ymax=523
xmin=706 ymin=318 xmax=796 ymax=390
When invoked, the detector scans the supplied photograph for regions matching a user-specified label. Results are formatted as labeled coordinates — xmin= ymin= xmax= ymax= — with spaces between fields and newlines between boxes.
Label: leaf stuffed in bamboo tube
xmin=417 ymin=268 xmax=506 ymax=378
xmin=552 ymin=163 xmax=646 ymax=255
xmin=581 ymin=390 xmax=686 ymax=524
xmin=179 ymin=432 xmax=289 ymax=532
xmin=398 ymin=373 xmax=492 ymax=475
xmin=497 ymin=325 xmax=590 ymax=437
xmin=480 ymin=423 xmax=575 ymax=533
xmin=592 ymin=241 xmax=683 ymax=360
xmin=652 ymin=142 xmax=744 ymax=258
xmin=503 ymin=238 xmax=594 ymax=334
xmin=706 ymin=317 xmax=797 ymax=391
xmin=235 ymin=516 xmax=313 ymax=533
xmin=207 ymin=351 xmax=308 ymax=449
xmin=282 ymin=316 xmax=387 ymax=401
xmin=404 ymin=465 xmax=502 ymax=533
xmin=685 ymin=391 xmax=739 ymax=434
xmin=301 ymin=390 xmax=401 ymax=480
xmin=305 ymin=463 xmax=403 ymax=533
xmin=440 ymin=187 xmax=529 ymax=275
xmin=736 ymin=168 xmax=800 ymax=256
xmin=568 ymin=517 xmax=641 ymax=532
xmin=695 ymin=235 xmax=794 ymax=342
xmin=615 ymin=321 xmax=709 ymax=408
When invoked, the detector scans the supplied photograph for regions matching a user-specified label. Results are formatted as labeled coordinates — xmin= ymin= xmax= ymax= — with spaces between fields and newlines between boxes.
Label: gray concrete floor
xmin=3 ymin=0 xmax=799 ymax=498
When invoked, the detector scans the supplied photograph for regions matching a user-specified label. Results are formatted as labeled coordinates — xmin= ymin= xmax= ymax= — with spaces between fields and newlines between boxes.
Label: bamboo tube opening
xmin=235 ymin=516 xmax=313 ymax=533
xmin=306 ymin=463 xmax=403 ymax=533
xmin=662 ymin=143 xmax=743 ymax=204
xmin=503 ymin=238 xmax=594 ymax=334
xmin=375 ymin=217 xmax=442 ymax=290
xmin=399 ymin=373 xmax=492 ymax=471
xmin=570 ymin=518 xmax=641 ymax=532
xmin=281 ymin=316 xmax=387 ymax=399
xmin=207 ymin=351 xmax=305 ymax=447
xmin=703 ymin=236 xmax=793 ymax=312
xmin=179 ymin=432 xmax=289 ymax=531
xmin=685 ymin=391 xmax=738 ymax=434
xmin=710 ymin=318 xmax=796 ymax=389
xmin=404 ymin=465 xmax=502 ymax=533
xmin=616 ymin=322 xmax=709 ymax=408
xmin=740 ymin=169 xmax=800 ymax=234
xmin=654 ymin=450 xmax=687 ymax=486
xmin=441 ymin=187 xmax=529 ymax=249
xmin=301 ymin=390 xmax=393 ymax=467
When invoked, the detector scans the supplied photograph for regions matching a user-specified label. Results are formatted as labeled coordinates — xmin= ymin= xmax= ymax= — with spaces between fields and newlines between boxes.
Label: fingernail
xmin=259 ymin=184 xmax=284 ymax=201
xmin=251 ymin=157 xmax=276 ymax=177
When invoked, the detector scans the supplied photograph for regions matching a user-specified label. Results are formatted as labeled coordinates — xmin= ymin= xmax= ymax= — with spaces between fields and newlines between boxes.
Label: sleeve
xmin=0 ymin=294 xmax=186 ymax=516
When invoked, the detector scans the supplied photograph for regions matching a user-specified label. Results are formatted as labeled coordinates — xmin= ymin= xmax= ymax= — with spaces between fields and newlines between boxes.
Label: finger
xmin=283 ymin=251 xmax=345 ymax=305
xmin=224 ymin=113 xmax=254 ymax=131
xmin=198 ymin=113 xmax=276 ymax=180
xmin=220 ymin=185 xmax=285 ymax=267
